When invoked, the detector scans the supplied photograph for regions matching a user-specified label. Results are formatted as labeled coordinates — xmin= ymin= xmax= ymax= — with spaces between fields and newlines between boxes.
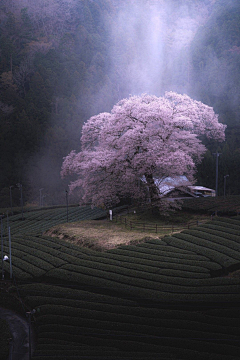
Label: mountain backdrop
xmin=0 ymin=0 xmax=239 ymax=206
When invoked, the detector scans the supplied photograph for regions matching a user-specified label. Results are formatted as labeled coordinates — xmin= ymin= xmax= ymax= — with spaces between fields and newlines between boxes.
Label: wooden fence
xmin=114 ymin=215 xmax=208 ymax=234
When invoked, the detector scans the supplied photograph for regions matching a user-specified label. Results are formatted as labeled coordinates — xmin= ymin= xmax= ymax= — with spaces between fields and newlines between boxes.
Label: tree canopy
xmin=0 ymin=0 xmax=239 ymax=206
xmin=61 ymin=92 xmax=226 ymax=209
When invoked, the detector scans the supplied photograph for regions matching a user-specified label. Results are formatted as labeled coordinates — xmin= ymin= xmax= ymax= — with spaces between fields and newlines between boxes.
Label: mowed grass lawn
xmin=0 ymin=202 xmax=240 ymax=360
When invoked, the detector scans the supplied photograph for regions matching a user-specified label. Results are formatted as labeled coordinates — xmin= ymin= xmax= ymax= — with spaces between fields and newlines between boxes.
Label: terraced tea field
xmin=1 ymin=206 xmax=240 ymax=359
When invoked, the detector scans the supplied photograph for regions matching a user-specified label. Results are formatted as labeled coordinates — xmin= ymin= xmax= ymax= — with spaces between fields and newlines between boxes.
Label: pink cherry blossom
xmin=61 ymin=92 xmax=226 ymax=209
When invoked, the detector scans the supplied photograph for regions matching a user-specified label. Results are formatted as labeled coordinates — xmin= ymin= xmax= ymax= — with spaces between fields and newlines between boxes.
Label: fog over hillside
xmin=105 ymin=0 xmax=214 ymax=99
xmin=1 ymin=0 xmax=239 ymax=204
xmin=3 ymin=0 xmax=218 ymax=99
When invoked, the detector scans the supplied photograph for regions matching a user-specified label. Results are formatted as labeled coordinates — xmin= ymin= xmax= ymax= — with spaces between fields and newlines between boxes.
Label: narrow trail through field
xmin=0 ymin=307 xmax=36 ymax=360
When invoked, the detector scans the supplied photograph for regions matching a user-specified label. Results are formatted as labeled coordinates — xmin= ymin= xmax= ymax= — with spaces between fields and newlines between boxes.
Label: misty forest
xmin=1 ymin=0 xmax=240 ymax=207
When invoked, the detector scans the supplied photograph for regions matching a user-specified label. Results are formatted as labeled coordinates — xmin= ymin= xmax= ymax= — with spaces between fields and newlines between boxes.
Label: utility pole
xmin=39 ymin=189 xmax=44 ymax=207
xmin=8 ymin=227 xmax=12 ymax=279
xmin=224 ymin=174 xmax=229 ymax=197
xmin=213 ymin=152 xmax=221 ymax=197
xmin=26 ymin=309 xmax=36 ymax=360
xmin=1 ymin=216 xmax=3 ymax=280
xmin=10 ymin=186 xmax=13 ymax=216
xmin=17 ymin=184 xmax=24 ymax=220
xmin=66 ymin=190 xmax=69 ymax=223
xmin=20 ymin=185 xmax=23 ymax=220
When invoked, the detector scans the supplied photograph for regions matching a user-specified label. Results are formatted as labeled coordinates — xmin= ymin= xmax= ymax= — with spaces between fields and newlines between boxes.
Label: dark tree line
xmin=0 ymin=0 xmax=117 ymax=206
xmin=0 ymin=0 xmax=239 ymax=207
xmin=191 ymin=0 xmax=240 ymax=195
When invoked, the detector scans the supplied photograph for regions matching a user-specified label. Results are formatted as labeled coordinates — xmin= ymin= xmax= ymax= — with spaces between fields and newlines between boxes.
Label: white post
xmin=109 ymin=210 xmax=112 ymax=221
xmin=8 ymin=227 xmax=12 ymax=279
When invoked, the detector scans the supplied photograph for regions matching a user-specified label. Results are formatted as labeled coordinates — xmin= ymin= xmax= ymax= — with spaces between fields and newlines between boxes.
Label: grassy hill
xmin=0 ymin=203 xmax=240 ymax=359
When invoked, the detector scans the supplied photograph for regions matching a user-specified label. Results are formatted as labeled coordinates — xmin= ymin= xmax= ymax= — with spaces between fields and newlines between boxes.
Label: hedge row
xmin=213 ymin=218 xmax=240 ymax=230
xmin=173 ymin=232 xmax=240 ymax=266
xmin=34 ymin=326 xmax=240 ymax=359
xmin=3 ymin=206 xmax=108 ymax=235
xmin=137 ymin=241 xmax=208 ymax=257
xmin=9 ymin=242 xmax=65 ymax=268
xmin=179 ymin=230 xmax=240 ymax=258
xmin=81 ymin=250 xmax=213 ymax=275
xmin=108 ymin=247 xmax=219 ymax=271
xmin=18 ymin=283 xmax=240 ymax=326
xmin=18 ymin=283 xmax=138 ymax=307
xmin=7 ymin=229 xmax=237 ymax=282
xmin=45 ymin=267 xmax=240 ymax=303
xmin=5 ymin=233 xmax=219 ymax=281
xmin=36 ymin=321 xmax=240 ymax=349
xmin=32 ymin=352 xmax=177 ymax=360
xmin=163 ymin=235 xmax=238 ymax=268
xmin=194 ymin=227 xmax=240 ymax=246
xmin=73 ymin=254 xmax=210 ymax=279
xmin=93 ymin=247 xmax=220 ymax=273
xmin=10 ymin=256 xmax=45 ymax=278
xmin=31 ymin=352 xmax=237 ymax=360
xmin=22 ymin=295 xmax=240 ymax=328
xmin=45 ymin=258 xmax=222 ymax=288
xmin=17 ymin=283 xmax=240 ymax=360
xmin=8 ymin=237 xmax=90 ymax=268
xmin=202 ymin=223 xmax=240 ymax=236
xmin=2 ymin=207 xmax=240 ymax=359
xmin=108 ymin=248 xmax=211 ymax=272
xmin=34 ymin=305 xmax=239 ymax=335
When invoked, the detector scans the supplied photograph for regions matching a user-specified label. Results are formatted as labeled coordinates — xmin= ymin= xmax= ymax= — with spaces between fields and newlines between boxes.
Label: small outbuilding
xmin=188 ymin=186 xmax=216 ymax=197
xmin=154 ymin=176 xmax=216 ymax=199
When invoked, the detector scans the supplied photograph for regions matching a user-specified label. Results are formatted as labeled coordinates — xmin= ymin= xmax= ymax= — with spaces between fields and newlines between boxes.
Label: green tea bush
xmin=195 ymin=227 xmax=240 ymax=245
xmin=213 ymin=218 xmax=240 ymax=230
xmin=174 ymin=232 xmax=240 ymax=262
xmin=18 ymin=283 xmax=137 ymax=306
xmin=2 ymin=206 xmax=240 ymax=359
xmin=107 ymin=248 xmax=209 ymax=273
xmin=202 ymin=223 xmax=240 ymax=236
xmin=76 ymin=251 xmax=212 ymax=276
xmin=137 ymin=242 xmax=209 ymax=258
xmin=183 ymin=229 xmax=240 ymax=253
xmin=167 ymin=234 xmax=238 ymax=268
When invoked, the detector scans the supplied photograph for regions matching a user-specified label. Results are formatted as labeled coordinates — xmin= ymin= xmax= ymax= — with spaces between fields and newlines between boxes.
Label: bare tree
xmin=13 ymin=56 xmax=34 ymax=96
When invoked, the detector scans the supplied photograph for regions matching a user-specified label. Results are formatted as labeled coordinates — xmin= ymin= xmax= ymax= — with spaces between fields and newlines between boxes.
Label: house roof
xmin=154 ymin=176 xmax=191 ymax=196
xmin=142 ymin=176 xmax=215 ymax=199
xmin=188 ymin=186 xmax=215 ymax=192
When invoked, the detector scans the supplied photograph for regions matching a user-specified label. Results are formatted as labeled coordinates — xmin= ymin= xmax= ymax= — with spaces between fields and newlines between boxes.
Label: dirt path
xmin=0 ymin=307 xmax=35 ymax=360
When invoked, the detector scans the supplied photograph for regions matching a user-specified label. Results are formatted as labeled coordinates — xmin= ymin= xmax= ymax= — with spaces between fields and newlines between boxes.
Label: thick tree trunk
xmin=145 ymin=174 xmax=159 ymax=204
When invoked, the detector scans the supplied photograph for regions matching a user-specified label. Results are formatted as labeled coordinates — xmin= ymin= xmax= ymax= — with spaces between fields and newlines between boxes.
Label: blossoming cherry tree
xmin=61 ymin=92 xmax=226 ymax=209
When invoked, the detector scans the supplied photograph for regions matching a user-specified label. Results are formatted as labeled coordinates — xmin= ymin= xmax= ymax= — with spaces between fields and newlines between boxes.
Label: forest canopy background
xmin=0 ymin=0 xmax=239 ymax=206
